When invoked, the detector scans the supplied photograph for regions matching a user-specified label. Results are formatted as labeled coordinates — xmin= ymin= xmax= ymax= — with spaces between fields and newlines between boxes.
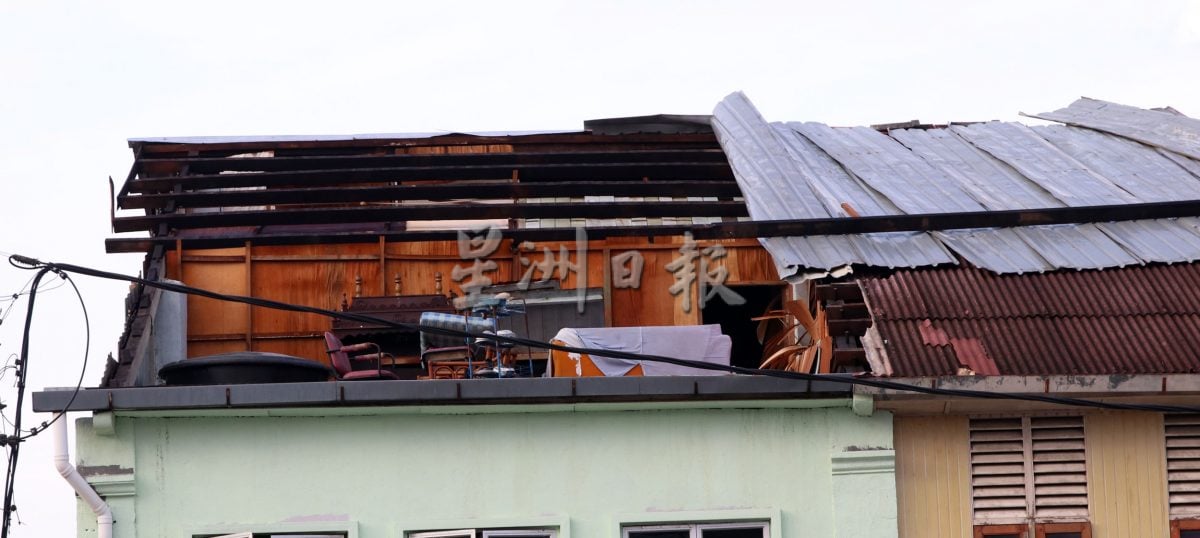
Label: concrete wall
xmin=71 ymin=401 xmax=896 ymax=538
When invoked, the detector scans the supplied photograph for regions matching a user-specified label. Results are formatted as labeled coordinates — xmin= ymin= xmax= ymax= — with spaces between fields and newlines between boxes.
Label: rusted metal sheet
xmin=860 ymin=263 xmax=1200 ymax=376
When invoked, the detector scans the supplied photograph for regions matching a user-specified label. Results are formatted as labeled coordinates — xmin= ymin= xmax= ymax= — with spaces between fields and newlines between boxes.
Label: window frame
xmin=205 ymin=533 xmax=348 ymax=538
xmin=622 ymin=521 xmax=770 ymax=538
xmin=968 ymin=414 xmax=1090 ymax=530
xmin=1171 ymin=519 xmax=1200 ymax=538
xmin=973 ymin=523 xmax=1029 ymax=538
xmin=1034 ymin=521 xmax=1091 ymax=538
xmin=408 ymin=528 xmax=557 ymax=538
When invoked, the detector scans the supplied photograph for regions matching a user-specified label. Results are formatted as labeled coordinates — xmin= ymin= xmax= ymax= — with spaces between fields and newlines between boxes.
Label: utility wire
xmin=0 ymin=265 xmax=52 ymax=538
xmin=11 ymin=254 xmax=1200 ymax=414
xmin=0 ymin=262 xmax=90 ymax=538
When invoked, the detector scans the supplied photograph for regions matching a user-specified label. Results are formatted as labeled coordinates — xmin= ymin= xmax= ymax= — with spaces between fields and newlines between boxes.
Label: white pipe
xmin=51 ymin=413 xmax=113 ymax=538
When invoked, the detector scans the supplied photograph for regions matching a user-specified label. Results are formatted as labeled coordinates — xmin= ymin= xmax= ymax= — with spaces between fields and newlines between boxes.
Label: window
xmin=208 ymin=533 xmax=346 ymax=538
xmin=1035 ymin=521 xmax=1091 ymax=538
xmin=409 ymin=528 xmax=556 ymax=538
xmin=1168 ymin=414 xmax=1200 ymax=519
xmin=974 ymin=524 xmax=1027 ymax=538
xmin=969 ymin=416 xmax=1089 ymax=534
xmin=1173 ymin=519 xmax=1200 ymax=538
xmin=622 ymin=522 xmax=769 ymax=538
xmin=1167 ymin=413 xmax=1200 ymax=538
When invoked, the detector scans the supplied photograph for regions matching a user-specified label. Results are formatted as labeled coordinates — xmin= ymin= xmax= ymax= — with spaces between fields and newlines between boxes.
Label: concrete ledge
xmin=574 ymin=376 xmax=697 ymax=397
xmin=34 ymin=375 xmax=849 ymax=413
xmin=859 ymin=374 xmax=1200 ymax=397
xmin=831 ymin=449 xmax=896 ymax=476
xmin=458 ymin=378 xmax=575 ymax=400
xmin=229 ymin=382 xmax=338 ymax=406
xmin=696 ymin=375 xmax=808 ymax=395
xmin=340 ymin=379 xmax=460 ymax=403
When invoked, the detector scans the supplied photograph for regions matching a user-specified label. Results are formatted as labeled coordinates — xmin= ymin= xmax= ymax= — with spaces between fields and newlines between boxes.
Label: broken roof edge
xmin=127 ymin=128 xmax=584 ymax=146
xmin=126 ymin=114 xmax=718 ymax=146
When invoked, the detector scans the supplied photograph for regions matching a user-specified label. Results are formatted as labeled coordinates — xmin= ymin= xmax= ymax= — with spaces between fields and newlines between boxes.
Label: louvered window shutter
xmin=1029 ymin=416 xmax=1088 ymax=518
xmin=971 ymin=417 xmax=1029 ymax=521
xmin=970 ymin=416 xmax=1088 ymax=523
xmin=1166 ymin=414 xmax=1200 ymax=517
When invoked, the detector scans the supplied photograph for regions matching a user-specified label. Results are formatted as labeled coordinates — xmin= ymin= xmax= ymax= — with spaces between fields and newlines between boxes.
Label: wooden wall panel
xmin=251 ymin=258 xmax=382 ymax=334
xmin=252 ymin=337 xmax=329 ymax=366
xmin=385 ymin=240 xmax=515 ymax=296
xmin=727 ymin=245 xmax=780 ymax=283
xmin=176 ymin=239 xmax=776 ymax=358
xmin=894 ymin=415 xmax=973 ymax=538
xmin=1085 ymin=412 xmax=1169 ymax=538
xmin=611 ymin=248 xmax=699 ymax=327
xmin=181 ymin=251 xmax=248 ymax=357
xmin=187 ymin=340 xmax=246 ymax=358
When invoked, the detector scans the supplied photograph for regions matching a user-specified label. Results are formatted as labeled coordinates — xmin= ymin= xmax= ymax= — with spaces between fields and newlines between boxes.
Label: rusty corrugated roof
xmin=859 ymin=263 xmax=1200 ymax=376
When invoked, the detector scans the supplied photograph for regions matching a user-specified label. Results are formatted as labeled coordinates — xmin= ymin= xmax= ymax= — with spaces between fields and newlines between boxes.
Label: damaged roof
xmin=858 ymin=262 xmax=1200 ymax=377
xmin=712 ymin=93 xmax=1200 ymax=278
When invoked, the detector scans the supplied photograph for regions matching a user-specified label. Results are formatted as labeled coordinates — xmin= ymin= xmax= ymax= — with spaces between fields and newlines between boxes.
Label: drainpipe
xmin=51 ymin=413 xmax=113 ymax=538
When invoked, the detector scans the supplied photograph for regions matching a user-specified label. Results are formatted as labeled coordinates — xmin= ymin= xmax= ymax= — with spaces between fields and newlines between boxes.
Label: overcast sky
xmin=2 ymin=1 xmax=1198 ymax=535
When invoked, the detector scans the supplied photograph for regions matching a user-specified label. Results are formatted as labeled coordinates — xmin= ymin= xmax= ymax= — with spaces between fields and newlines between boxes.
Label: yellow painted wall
xmin=1085 ymin=412 xmax=1169 ymax=538
xmin=895 ymin=415 xmax=973 ymax=538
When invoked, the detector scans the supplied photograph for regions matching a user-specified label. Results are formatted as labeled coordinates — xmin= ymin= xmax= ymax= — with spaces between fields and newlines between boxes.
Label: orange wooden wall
xmin=167 ymin=237 xmax=778 ymax=362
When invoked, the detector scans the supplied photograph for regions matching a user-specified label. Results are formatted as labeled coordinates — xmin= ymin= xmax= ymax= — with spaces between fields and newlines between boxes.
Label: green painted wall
xmin=72 ymin=402 xmax=897 ymax=538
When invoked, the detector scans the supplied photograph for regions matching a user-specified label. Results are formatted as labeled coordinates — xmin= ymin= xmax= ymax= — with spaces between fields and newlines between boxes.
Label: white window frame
xmin=622 ymin=521 xmax=770 ymax=538
xmin=409 ymin=528 xmax=557 ymax=538
xmin=481 ymin=530 xmax=558 ymax=538
xmin=208 ymin=533 xmax=348 ymax=538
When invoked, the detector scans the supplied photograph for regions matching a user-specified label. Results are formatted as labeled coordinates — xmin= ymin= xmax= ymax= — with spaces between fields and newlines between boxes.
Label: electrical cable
xmin=7 ymin=273 xmax=88 ymax=440
xmin=0 ymin=264 xmax=52 ymax=538
xmin=9 ymin=254 xmax=1199 ymax=414
xmin=0 ymin=263 xmax=90 ymax=538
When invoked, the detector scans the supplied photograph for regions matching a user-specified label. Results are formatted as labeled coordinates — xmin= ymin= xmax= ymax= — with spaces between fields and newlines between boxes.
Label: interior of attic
xmin=101 ymin=95 xmax=1200 ymax=388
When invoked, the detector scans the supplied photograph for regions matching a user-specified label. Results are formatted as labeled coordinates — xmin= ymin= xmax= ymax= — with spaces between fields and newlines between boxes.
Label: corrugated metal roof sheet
xmin=1027 ymin=97 xmax=1200 ymax=160
xmin=891 ymin=127 xmax=1139 ymax=270
xmin=711 ymin=92 xmax=1200 ymax=278
xmin=859 ymin=263 xmax=1200 ymax=376
xmin=711 ymin=92 xmax=954 ymax=275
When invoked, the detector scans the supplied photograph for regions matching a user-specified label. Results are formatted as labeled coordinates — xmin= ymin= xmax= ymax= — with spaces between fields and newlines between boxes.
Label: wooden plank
xmin=119 ymin=180 xmax=743 ymax=209
xmin=125 ymin=162 xmax=736 ymax=192
xmin=244 ymin=242 xmax=253 ymax=350
xmin=973 ymin=486 xmax=1027 ymax=497
xmin=1032 ymin=451 xmax=1085 ymax=463
xmin=1034 ymin=484 xmax=1087 ymax=496
xmin=182 ymin=248 xmax=248 ymax=354
xmin=135 ymin=132 xmax=720 ymax=155
xmin=111 ymin=200 xmax=750 ymax=233
xmin=972 ymin=475 xmax=1027 ymax=487
xmin=137 ymin=149 xmax=730 ymax=173
xmin=972 ymin=453 xmax=1026 ymax=464
xmin=972 ymin=464 xmax=1026 ymax=476
xmin=971 ymin=430 xmax=1025 ymax=442
xmin=971 ymin=441 xmax=1025 ymax=453
xmin=1032 ymin=462 xmax=1086 ymax=474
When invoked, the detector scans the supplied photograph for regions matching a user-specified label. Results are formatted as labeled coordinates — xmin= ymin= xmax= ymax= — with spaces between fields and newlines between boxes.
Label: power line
xmin=12 ymin=254 xmax=1200 ymax=414
xmin=0 ymin=262 xmax=90 ymax=538
xmin=5 ymin=252 xmax=1200 ymax=536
